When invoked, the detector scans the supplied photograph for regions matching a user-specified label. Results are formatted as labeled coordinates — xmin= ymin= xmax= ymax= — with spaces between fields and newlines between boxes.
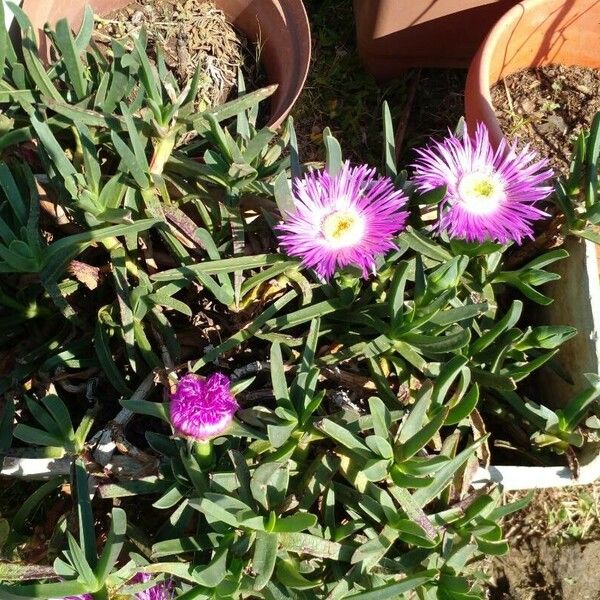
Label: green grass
xmin=293 ymin=0 xmax=411 ymax=165
xmin=293 ymin=1 xmax=468 ymax=167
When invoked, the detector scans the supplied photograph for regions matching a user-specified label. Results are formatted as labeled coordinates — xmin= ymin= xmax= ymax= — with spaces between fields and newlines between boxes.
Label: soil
xmin=491 ymin=64 xmax=600 ymax=174
xmin=488 ymin=538 xmax=600 ymax=600
xmin=487 ymin=485 xmax=600 ymax=599
xmin=93 ymin=0 xmax=259 ymax=108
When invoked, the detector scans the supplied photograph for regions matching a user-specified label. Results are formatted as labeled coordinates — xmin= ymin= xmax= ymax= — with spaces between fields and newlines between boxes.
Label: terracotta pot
xmin=465 ymin=0 xmax=600 ymax=489
xmin=464 ymin=0 xmax=600 ymax=394
xmin=353 ymin=0 xmax=518 ymax=79
xmin=20 ymin=0 xmax=311 ymax=127
xmin=465 ymin=0 xmax=600 ymax=149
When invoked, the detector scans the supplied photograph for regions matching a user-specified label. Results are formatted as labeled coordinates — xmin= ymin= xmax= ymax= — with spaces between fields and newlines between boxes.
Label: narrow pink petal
xmin=170 ymin=374 xmax=238 ymax=441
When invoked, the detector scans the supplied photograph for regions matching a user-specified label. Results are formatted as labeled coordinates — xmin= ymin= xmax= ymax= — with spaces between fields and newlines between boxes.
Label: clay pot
xmin=20 ymin=0 xmax=311 ymax=127
xmin=465 ymin=0 xmax=600 ymax=148
xmin=353 ymin=0 xmax=518 ymax=79
xmin=465 ymin=0 xmax=600 ymax=449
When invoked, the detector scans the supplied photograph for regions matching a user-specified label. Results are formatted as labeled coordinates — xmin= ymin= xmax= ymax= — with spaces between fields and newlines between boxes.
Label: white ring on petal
xmin=320 ymin=208 xmax=366 ymax=249
xmin=457 ymin=171 xmax=506 ymax=216
xmin=175 ymin=413 xmax=235 ymax=441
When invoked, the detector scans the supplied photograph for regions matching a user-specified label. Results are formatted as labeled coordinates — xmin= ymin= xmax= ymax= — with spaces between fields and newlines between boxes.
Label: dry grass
xmin=503 ymin=484 xmax=600 ymax=544
xmin=94 ymin=0 xmax=243 ymax=106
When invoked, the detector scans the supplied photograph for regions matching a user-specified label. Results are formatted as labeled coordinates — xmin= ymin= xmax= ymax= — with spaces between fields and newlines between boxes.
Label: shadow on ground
xmin=293 ymin=0 xmax=466 ymax=165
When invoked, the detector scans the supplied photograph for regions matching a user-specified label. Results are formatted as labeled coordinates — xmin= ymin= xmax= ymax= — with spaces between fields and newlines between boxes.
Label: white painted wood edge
xmin=0 ymin=455 xmax=71 ymax=479
xmin=473 ymin=449 xmax=600 ymax=490
xmin=584 ymin=238 xmax=600 ymax=362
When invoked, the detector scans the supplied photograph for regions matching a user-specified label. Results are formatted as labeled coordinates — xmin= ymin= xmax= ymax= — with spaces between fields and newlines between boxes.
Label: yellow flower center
xmin=472 ymin=180 xmax=495 ymax=198
xmin=458 ymin=171 xmax=505 ymax=215
xmin=321 ymin=209 xmax=364 ymax=248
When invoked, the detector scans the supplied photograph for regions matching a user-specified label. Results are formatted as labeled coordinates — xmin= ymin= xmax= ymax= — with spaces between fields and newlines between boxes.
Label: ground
xmin=488 ymin=486 xmax=600 ymax=599
xmin=293 ymin=0 xmax=466 ymax=165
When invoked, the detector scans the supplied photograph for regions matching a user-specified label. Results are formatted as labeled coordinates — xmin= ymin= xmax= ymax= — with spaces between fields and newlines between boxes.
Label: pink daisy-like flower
xmin=170 ymin=373 xmax=238 ymax=440
xmin=276 ymin=161 xmax=409 ymax=279
xmin=61 ymin=574 xmax=173 ymax=600
xmin=412 ymin=123 xmax=553 ymax=244
xmin=130 ymin=573 xmax=173 ymax=600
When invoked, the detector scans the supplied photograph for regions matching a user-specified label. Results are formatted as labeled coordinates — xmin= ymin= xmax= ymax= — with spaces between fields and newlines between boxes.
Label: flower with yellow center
xmin=320 ymin=209 xmax=366 ymax=248
xmin=413 ymin=123 xmax=552 ymax=244
xmin=457 ymin=171 xmax=506 ymax=216
xmin=277 ymin=162 xmax=408 ymax=279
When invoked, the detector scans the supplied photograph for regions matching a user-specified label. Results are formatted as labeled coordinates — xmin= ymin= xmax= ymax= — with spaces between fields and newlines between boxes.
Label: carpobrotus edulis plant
xmin=170 ymin=373 xmax=238 ymax=441
xmin=413 ymin=123 xmax=553 ymax=244
xmin=3 ymin=4 xmax=600 ymax=596
xmin=63 ymin=573 xmax=172 ymax=600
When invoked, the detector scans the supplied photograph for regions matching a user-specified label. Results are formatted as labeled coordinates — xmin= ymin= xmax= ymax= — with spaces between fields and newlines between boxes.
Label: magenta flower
xmin=170 ymin=373 xmax=238 ymax=440
xmin=276 ymin=161 xmax=409 ymax=279
xmin=131 ymin=573 xmax=173 ymax=600
xmin=59 ymin=574 xmax=172 ymax=600
xmin=412 ymin=123 xmax=553 ymax=244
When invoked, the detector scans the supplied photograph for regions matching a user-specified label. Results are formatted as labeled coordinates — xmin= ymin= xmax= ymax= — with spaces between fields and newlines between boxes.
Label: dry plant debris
xmin=492 ymin=64 xmax=600 ymax=174
xmin=94 ymin=0 xmax=243 ymax=106
xmin=502 ymin=486 xmax=600 ymax=544
xmin=487 ymin=486 xmax=600 ymax=599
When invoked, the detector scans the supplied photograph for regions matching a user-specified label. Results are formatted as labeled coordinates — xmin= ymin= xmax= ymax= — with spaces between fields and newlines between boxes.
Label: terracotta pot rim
xmin=465 ymin=0 xmax=600 ymax=147
xmin=474 ymin=0 xmax=545 ymax=118
xmin=270 ymin=0 xmax=311 ymax=127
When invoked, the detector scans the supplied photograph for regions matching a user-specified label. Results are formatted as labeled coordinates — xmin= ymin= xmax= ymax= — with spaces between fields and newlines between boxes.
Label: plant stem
xmin=193 ymin=440 xmax=214 ymax=469
xmin=101 ymin=237 xmax=141 ymax=279
xmin=92 ymin=586 xmax=110 ymax=600
xmin=0 ymin=290 xmax=51 ymax=319
xmin=150 ymin=133 xmax=177 ymax=176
